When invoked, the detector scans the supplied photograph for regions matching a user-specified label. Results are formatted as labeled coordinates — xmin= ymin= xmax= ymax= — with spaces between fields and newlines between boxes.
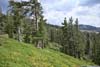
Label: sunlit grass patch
xmin=0 ymin=37 xmax=95 ymax=67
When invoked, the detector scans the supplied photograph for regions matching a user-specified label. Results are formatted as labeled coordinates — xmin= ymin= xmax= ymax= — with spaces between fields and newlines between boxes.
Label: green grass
xmin=0 ymin=35 xmax=95 ymax=67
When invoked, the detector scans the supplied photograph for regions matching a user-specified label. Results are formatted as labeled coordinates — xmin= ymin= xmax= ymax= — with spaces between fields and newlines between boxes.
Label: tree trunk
xmin=18 ymin=26 xmax=22 ymax=42
xmin=36 ymin=40 xmax=44 ymax=48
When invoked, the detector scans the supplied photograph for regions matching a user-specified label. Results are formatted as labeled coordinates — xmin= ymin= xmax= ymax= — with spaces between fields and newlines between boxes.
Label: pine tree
xmin=38 ymin=16 xmax=47 ymax=48
xmin=93 ymin=33 xmax=100 ymax=65
xmin=61 ymin=17 xmax=69 ymax=53
xmin=0 ymin=7 xmax=3 ymax=34
xmin=61 ymin=17 xmax=85 ymax=58
xmin=27 ymin=0 xmax=43 ymax=32
xmin=50 ymin=29 xmax=54 ymax=42
xmin=6 ymin=13 xmax=14 ymax=38
xmin=23 ymin=18 xmax=32 ymax=43
xmin=32 ymin=16 xmax=47 ymax=48
xmin=0 ymin=7 xmax=6 ymax=34
xmin=74 ymin=18 xmax=85 ymax=58
xmin=68 ymin=17 xmax=75 ymax=56
xmin=8 ymin=0 xmax=25 ymax=42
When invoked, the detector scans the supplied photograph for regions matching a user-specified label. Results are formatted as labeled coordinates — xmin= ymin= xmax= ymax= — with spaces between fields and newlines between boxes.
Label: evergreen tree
xmin=6 ymin=13 xmax=14 ymax=38
xmin=61 ymin=17 xmax=68 ymax=53
xmin=61 ymin=17 xmax=86 ymax=58
xmin=91 ymin=33 xmax=100 ymax=65
xmin=35 ymin=16 xmax=47 ymax=48
xmin=0 ymin=7 xmax=6 ymax=34
xmin=68 ymin=17 xmax=75 ymax=56
xmin=27 ymin=0 xmax=43 ymax=32
xmin=8 ymin=0 xmax=24 ymax=42
xmin=74 ymin=18 xmax=85 ymax=58
xmin=50 ymin=29 xmax=54 ymax=42
xmin=22 ymin=0 xmax=45 ymax=47
xmin=23 ymin=18 xmax=32 ymax=43
xmin=0 ymin=7 xmax=3 ymax=34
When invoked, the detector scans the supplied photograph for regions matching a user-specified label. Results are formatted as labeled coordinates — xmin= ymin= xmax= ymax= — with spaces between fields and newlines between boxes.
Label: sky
xmin=0 ymin=0 xmax=100 ymax=27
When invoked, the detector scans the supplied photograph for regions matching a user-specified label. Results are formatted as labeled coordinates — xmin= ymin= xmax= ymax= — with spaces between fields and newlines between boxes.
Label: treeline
xmin=0 ymin=0 xmax=100 ymax=65
xmin=48 ymin=17 xmax=100 ymax=65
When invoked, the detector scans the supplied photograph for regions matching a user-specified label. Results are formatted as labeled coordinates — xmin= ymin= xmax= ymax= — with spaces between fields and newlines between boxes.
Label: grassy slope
xmin=0 ymin=35 xmax=95 ymax=67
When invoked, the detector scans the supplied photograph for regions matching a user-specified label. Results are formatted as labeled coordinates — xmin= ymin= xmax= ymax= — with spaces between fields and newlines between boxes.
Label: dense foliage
xmin=47 ymin=17 xmax=100 ymax=65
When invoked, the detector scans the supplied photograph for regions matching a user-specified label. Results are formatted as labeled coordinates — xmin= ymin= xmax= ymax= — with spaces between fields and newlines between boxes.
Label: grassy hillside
xmin=0 ymin=35 xmax=95 ymax=67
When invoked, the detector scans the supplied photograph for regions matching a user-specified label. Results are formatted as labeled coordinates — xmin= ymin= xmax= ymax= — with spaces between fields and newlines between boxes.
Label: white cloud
xmin=40 ymin=0 xmax=100 ymax=27
xmin=73 ymin=4 xmax=100 ymax=27
xmin=1 ymin=0 xmax=99 ymax=27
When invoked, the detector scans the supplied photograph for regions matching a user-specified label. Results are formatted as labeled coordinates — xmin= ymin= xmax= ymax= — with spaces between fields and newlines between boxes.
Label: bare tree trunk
xmin=18 ymin=26 xmax=22 ymax=42
xmin=36 ymin=40 xmax=44 ymax=48
xmin=35 ymin=11 xmax=38 ymax=31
